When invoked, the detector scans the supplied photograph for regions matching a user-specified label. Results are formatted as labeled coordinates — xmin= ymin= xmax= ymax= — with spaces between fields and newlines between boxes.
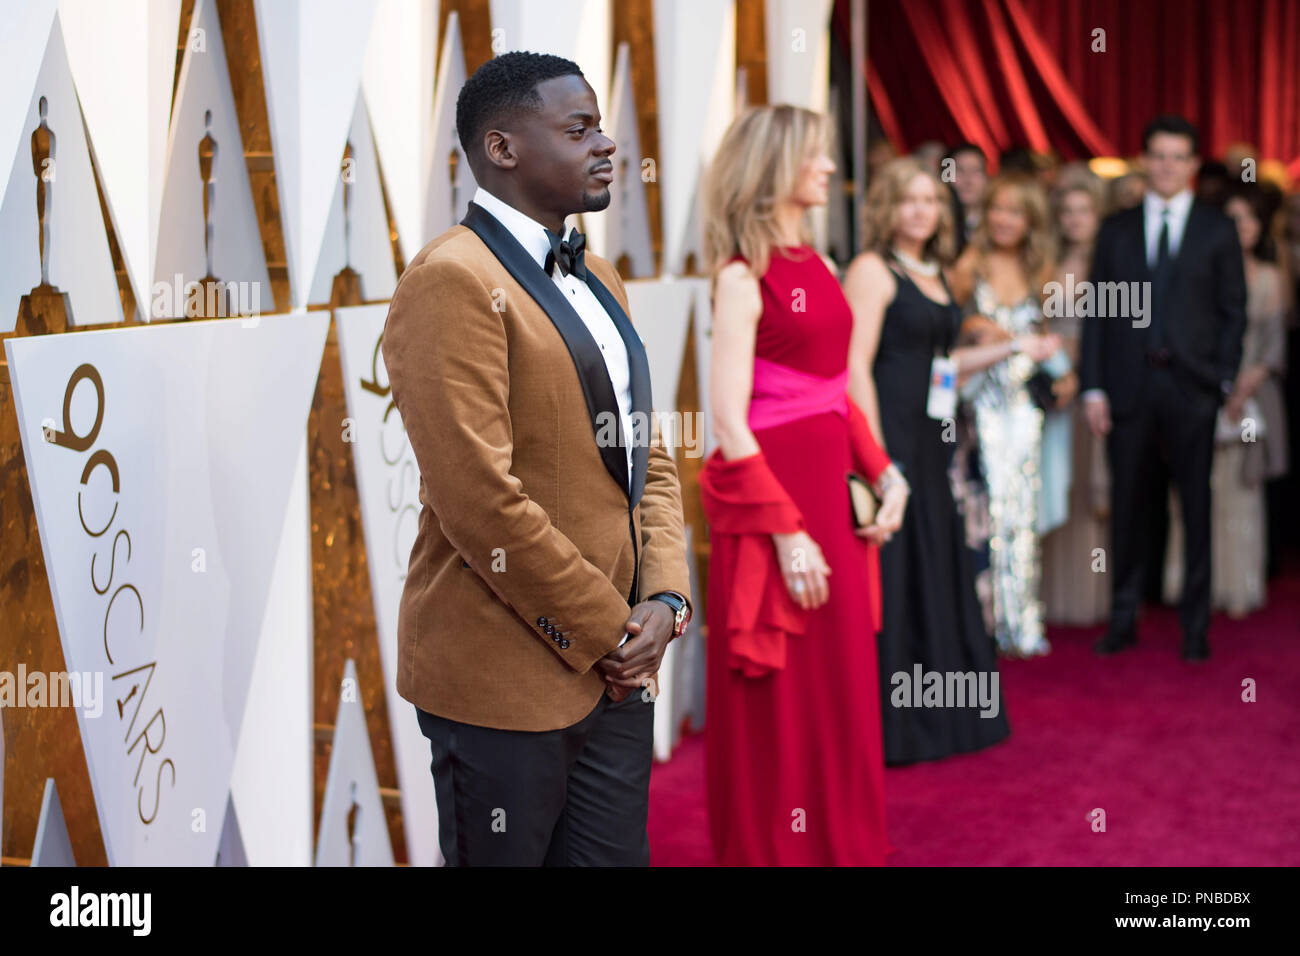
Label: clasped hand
xmin=596 ymin=600 xmax=676 ymax=702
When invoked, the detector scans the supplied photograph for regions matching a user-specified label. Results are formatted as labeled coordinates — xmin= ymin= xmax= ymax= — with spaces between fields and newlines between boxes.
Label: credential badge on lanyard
xmin=927 ymin=355 xmax=957 ymax=420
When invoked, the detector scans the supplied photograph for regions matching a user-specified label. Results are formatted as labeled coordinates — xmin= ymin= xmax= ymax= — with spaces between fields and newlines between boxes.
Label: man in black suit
xmin=1080 ymin=115 xmax=1246 ymax=661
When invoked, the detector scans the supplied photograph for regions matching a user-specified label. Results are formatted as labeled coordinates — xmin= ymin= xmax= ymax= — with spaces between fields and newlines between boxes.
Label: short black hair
xmin=1198 ymin=159 xmax=1229 ymax=181
xmin=455 ymin=51 xmax=584 ymax=171
xmin=1142 ymin=114 xmax=1199 ymax=154
xmin=1223 ymin=181 xmax=1274 ymax=258
xmin=943 ymin=142 xmax=986 ymax=167
xmin=998 ymin=146 xmax=1038 ymax=175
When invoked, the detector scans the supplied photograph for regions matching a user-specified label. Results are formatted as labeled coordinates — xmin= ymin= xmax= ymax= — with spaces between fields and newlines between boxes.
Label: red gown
xmin=703 ymin=246 xmax=892 ymax=866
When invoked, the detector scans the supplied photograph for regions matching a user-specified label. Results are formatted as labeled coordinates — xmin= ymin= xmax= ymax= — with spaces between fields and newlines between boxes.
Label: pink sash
xmin=747 ymin=356 xmax=848 ymax=432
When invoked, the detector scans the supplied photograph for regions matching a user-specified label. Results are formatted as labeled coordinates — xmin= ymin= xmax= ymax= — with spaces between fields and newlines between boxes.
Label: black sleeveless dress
xmin=873 ymin=259 xmax=1011 ymax=764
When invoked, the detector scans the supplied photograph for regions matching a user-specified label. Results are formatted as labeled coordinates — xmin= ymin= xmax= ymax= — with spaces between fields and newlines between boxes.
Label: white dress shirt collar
xmin=1144 ymin=187 xmax=1193 ymax=221
xmin=472 ymin=186 xmax=570 ymax=272
xmin=470 ymin=188 xmax=635 ymax=494
xmin=1143 ymin=187 xmax=1194 ymax=265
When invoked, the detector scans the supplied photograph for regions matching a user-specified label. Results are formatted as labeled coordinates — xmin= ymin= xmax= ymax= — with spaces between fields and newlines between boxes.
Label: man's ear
xmin=484 ymin=129 xmax=518 ymax=171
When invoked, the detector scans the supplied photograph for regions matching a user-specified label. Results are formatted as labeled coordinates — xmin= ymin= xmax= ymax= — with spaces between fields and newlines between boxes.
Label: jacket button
xmin=559 ymin=639 xmax=570 ymax=649
xmin=537 ymin=617 xmax=548 ymax=626
xmin=544 ymin=624 xmax=555 ymax=635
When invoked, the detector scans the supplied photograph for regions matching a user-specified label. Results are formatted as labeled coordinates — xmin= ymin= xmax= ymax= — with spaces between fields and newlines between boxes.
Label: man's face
xmin=953 ymin=151 xmax=987 ymax=207
xmin=510 ymin=74 xmax=616 ymax=219
xmin=1142 ymin=132 xmax=1197 ymax=199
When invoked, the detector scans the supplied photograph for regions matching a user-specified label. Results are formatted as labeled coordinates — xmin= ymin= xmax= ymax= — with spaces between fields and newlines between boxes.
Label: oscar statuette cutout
xmin=187 ymin=108 xmax=233 ymax=318
xmin=14 ymin=96 xmax=73 ymax=340
xmin=0 ymin=94 xmax=106 ymax=866
xmin=328 ymin=140 xmax=363 ymax=308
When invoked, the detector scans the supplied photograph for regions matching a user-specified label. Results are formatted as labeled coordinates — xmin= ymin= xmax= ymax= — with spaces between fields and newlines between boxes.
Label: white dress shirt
xmin=1143 ymin=187 xmax=1194 ymax=267
xmin=472 ymin=186 xmax=635 ymax=490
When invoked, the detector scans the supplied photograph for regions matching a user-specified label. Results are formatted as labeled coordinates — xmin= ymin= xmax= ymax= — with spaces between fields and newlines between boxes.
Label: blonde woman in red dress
xmin=698 ymin=105 xmax=909 ymax=865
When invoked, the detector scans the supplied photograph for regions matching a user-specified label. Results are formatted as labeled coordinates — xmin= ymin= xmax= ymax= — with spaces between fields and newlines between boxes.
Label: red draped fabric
xmin=865 ymin=58 xmax=905 ymax=152
xmin=840 ymin=0 xmax=1300 ymax=172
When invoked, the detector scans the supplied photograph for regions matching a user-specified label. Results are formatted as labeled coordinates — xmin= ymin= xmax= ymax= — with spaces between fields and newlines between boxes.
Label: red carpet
xmin=648 ymin=573 xmax=1300 ymax=866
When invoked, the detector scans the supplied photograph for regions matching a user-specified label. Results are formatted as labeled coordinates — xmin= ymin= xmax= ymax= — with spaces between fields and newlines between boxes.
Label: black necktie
xmin=1155 ymin=208 xmax=1171 ymax=273
xmin=1150 ymin=208 xmax=1171 ymax=349
xmin=544 ymin=227 xmax=587 ymax=281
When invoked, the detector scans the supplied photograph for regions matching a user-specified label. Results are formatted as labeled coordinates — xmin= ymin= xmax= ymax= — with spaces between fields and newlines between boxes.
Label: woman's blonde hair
xmin=700 ymin=104 xmax=832 ymax=277
xmin=860 ymin=157 xmax=957 ymax=265
xmin=971 ymin=173 xmax=1055 ymax=285
xmin=1052 ymin=162 xmax=1108 ymax=222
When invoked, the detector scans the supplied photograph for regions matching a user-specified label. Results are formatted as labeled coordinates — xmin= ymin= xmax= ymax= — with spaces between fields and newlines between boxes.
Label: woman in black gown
xmin=845 ymin=158 xmax=1059 ymax=763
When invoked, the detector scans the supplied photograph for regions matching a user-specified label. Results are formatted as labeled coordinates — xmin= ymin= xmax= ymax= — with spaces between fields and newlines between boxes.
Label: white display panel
xmin=5 ymin=312 xmax=328 ymax=865
xmin=336 ymin=303 xmax=440 ymax=866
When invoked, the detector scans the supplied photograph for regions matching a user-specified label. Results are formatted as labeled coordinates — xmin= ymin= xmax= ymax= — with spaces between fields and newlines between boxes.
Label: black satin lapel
xmin=461 ymin=202 xmax=630 ymax=496
xmin=586 ymin=271 xmax=652 ymax=508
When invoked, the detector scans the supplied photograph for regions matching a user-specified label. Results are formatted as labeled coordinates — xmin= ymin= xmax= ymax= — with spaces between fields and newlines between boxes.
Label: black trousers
xmin=415 ymin=690 xmax=654 ymax=866
xmin=1107 ymin=366 xmax=1218 ymax=643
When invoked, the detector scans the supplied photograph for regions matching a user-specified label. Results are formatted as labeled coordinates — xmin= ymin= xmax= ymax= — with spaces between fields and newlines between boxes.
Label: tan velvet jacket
xmin=381 ymin=203 xmax=692 ymax=731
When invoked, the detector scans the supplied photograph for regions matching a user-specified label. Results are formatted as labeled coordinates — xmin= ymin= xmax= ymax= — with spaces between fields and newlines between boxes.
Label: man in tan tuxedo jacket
xmin=381 ymin=51 xmax=692 ymax=866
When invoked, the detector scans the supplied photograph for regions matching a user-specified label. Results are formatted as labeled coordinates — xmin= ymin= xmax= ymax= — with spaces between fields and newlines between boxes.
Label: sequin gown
xmin=705 ymin=246 xmax=889 ymax=865
xmin=962 ymin=278 xmax=1049 ymax=657
xmin=873 ymin=260 xmax=1010 ymax=764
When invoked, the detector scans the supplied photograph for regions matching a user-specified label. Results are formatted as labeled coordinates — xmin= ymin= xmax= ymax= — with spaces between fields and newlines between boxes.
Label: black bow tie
xmin=544 ymin=227 xmax=587 ymax=281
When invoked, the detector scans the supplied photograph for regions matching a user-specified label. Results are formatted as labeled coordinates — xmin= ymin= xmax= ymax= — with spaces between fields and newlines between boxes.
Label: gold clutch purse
xmin=847 ymin=472 xmax=879 ymax=528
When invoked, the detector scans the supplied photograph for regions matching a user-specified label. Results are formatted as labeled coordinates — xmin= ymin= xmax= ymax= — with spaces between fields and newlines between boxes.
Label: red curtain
xmin=844 ymin=0 xmax=1300 ymax=175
